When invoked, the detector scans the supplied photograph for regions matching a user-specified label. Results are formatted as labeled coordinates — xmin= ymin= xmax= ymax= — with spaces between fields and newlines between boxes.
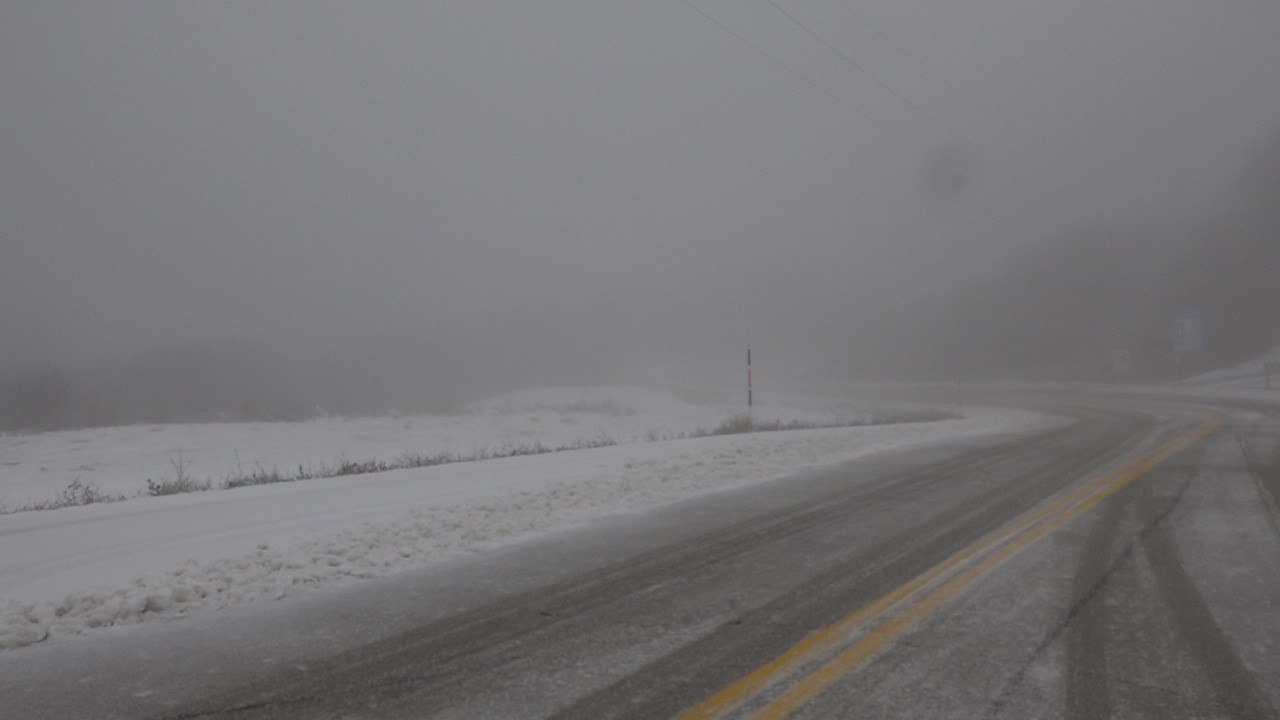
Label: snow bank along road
xmin=5 ymin=387 xmax=1280 ymax=719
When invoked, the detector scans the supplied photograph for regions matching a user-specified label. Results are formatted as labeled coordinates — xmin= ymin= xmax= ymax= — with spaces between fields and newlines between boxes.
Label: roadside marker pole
xmin=747 ymin=345 xmax=753 ymax=409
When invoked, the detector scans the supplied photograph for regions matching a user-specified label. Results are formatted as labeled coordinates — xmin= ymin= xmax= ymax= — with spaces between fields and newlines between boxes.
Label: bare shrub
xmin=7 ymin=479 xmax=127 ymax=513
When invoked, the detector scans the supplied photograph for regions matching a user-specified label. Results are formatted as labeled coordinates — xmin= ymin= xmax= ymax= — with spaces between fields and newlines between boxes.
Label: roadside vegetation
xmin=0 ymin=407 xmax=957 ymax=515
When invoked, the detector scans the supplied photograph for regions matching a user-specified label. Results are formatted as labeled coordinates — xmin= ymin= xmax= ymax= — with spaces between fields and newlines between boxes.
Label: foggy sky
xmin=4 ymin=1 xmax=1279 ymax=389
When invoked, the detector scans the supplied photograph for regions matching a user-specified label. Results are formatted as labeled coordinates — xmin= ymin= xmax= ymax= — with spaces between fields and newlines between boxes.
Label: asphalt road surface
xmin=4 ymin=387 xmax=1279 ymax=719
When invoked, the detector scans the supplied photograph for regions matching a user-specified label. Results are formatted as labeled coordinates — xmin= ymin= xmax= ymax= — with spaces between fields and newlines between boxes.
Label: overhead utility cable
xmin=677 ymin=0 xmax=924 ymax=147
xmin=761 ymin=0 xmax=1017 ymax=178
xmin=680 ymin=0 xmax=1077 ymax=199
xmin=832 ymin=0 xmax=952 ymax=86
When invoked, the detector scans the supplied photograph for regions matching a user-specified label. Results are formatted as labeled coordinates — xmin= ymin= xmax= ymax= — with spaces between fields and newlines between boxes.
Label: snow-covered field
xmin=0 ymin=386 xmax=1049 ymax=651
xmin=1180 ymin=348 xmax=1280 ymax=389
xmin=1 ymin=386 xmax=868 ymax=508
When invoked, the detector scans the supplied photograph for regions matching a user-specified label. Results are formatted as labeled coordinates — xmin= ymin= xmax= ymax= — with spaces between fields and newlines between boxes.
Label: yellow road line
xmin=676 ymin=414 xmax=1221 ymax=720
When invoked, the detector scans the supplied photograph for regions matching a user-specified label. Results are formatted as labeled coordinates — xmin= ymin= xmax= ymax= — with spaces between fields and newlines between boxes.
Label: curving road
xmin=4 ymin=387 xmax=1279 ymax=719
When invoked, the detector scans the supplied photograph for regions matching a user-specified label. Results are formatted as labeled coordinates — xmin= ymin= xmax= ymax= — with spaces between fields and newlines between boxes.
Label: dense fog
xmin=3 ymin=2 xmax=1279 ymax=430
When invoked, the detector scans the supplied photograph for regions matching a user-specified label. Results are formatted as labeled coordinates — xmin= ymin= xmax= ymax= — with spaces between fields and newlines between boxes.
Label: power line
xmin=832 ymin=0 xmax=951 ymax=87
xmin=761 ymin=0 xmax=1016 ymax=177
xmin=829 ymin=0 xmax=1047 ymax=179
xmin=678 ymin=0 xmax=1066 ymax=200
xmin=680 ymin=0 xmax=1007 ymax=173
xmin=676 ymin=0 xmax=919 ymax=146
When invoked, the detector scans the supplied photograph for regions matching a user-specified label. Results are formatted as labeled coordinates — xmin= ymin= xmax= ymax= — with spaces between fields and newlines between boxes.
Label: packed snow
xmin=0 ymin=386 xmax=1050 ymax=650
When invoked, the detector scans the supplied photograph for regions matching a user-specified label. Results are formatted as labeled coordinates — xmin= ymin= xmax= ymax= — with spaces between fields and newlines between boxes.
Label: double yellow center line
xmin=676 ymin=413 xmax=1222 ymax=720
